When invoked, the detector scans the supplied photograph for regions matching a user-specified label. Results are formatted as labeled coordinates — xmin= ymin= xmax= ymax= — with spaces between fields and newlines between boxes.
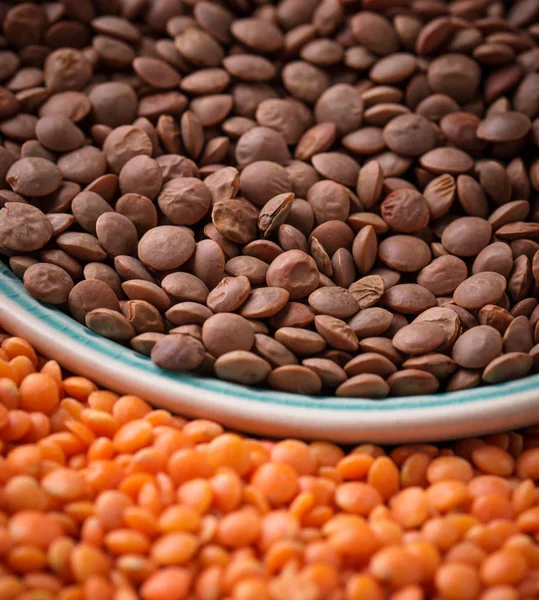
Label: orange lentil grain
xmin=207 ymin=433 xmax=250 ymax=476
xmin=45 ymin=432 xmax=85 ymax=456
xmin=194 ymin=565 xmax=223 ymax=598
xmin=516 ymin=506 xmax=539 ymax=533
xmin=472 ymin=445 xmax=515 ymax=477
xmin=302 ymin=504 xmax=334 ymax=527
xmin=86 ymin=459 xmax=125 ymax=491
xmin=289 ymin=490 xmax=315 ymax=520
xmin=318 ymin=465 xmax=342 ymax=484
xmin=390 ymin=487 xmax=429 ymax=528
xmin=64 ymin=420 xmax=95 ymax=447
xmin=10 ymin=355 xmax=36 ymax=383
xmin=157 ymin=504 xmax=201 ymax=533
xmin=264 ymin=538 xmax=303 ymax=574
xmin=421 ymin=517 xmax=461 ymax=551
xmin=512 ymin=479 xmax=535 ymax=514
xmin=426 ymin=480 xmax=469 ymax=512
xmin=151 ymin=532 xmax=199 ymax=565
xmin=63 ymin=500 xmax=94 ymax=522
xmin=7 ymin=544 xmax=47 ymax=572
xmin=23 ymin=572 xmax=63 ymax=593
xmin=41 ymin=468 xmax=88 ymax=502
xmin=369 ymin=545 xmax=423 ymax=587
xmin=390 ymin=585 xmax=425 ymax=600
xmin=112 ymin=396 xmax=152 ymax=425
xmin=167 ymin=448 xmax=210 ymax=485
xmin=178 ymin=478 xmax=213 ymax=514
xmin=335 ymin=482 xmax=383 ymax=516
xmin=427 ymin=456 xmax=475 ymax=484
xmin=140 ymin=567 xmax=191 ymax=600
xmin=87 ymin=390 xmax=118 ymax=413
xmin=116 ymin=555 xmax=156 ymax=582
xmin=103 ymin=529 xmax=150 ymax=555
xmin=211 ymin=470 xmax=243 ymax=513
xmin=479 ymin=586 xmax=519 ymax=600
xmin=468 ymin=475 xmax=512 ymax=499
xmin=2 ymin=338 xmax=38 ymax=365
xmin=81 ymin=410 xmax=118 ymax=438
xmin=233 ymin=576 xmax=269 ymax=600
xmin=216 ymin=509 xmax=261 ymax=548
xmin=446 ymin=540 xmax=488 ymax=566
xmin=301 ymin=562 xmax=339 ymax=596
xmin=7 ymin=443 xmax=41 ymax=476
xmin=400 ymin=453 xmax=431 ymax=488
xmin=94 ymin=490 xmax=133 ymax=530
xmin=8 ymin=511 xmax=62 ymax=548
xmin=270 ymin=440 xmax=316 ymax=475
xmin=346 ymin=574 xmax=385 ymax=600
xmin=516 ymin=449 xmax=539 ymax=480
xmin=80 ymin=515 xmax=104 ymax=546
xmin=83 ymin=575 xmax=114 ymax=600
xmin=61 ymin=378 xmax=97 ymax=402
xmin=2 ymin=476 xmax=46 ymax=514
xmin=138 ymin=480 xmax=162 ymax=514
xmin=113 ymin=420 xmax=153 ymax=453
xmin=40 ymin=361 xmax=62 ymax=388
xmin=369 ymin=518 xmax=403 ymax=546
xmin=327 ymin=517 xmax=380 ymax=561
xmin=470 ymin=520 xmax=518 ymax=552
xmin=435 ymin=563 xmax=481 ymax=600
xmin=368 ymin=456 xmax=400 ymax=500
xmin=337 ymin=453 xmax=374 ymax=480
xmin=183 ymin=419 xmax=224 ymax=443
xmin=0 ymin=377 xmax=19 ymax=409
xmin=480 ymin=548 xmax=528 ymax=585
xmin=304 ymin=541 xmax=341 ymax=568
xmin=0 ymin=574 xmax=25 ymax=600
xmin=309 ymin=441 xmax=344 ymax=467
xmin=2 ymin=409 xmax=31 ymax=441
xmin=22 ymin=412 xmax=50 ymax=443
xmin=472 ymin=494 xmax=515 ymax=523
xmin=251 ymin=462 xmax=299 ymax=506
xmin=258 ymin=510 xmax=300 ymax=552
xmin=299 ymin=475 xmax=335 ymax=505
xmin=123 ymin=506 xmax=159 ymax=537
xmin=405 ymin=540 xmax=441 ymax=582
xmin=0 ymin=359 xmax=18 ymax=383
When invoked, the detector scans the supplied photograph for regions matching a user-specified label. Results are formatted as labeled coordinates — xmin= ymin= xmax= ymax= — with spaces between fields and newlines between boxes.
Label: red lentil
xmin=1 ymin=334 xmax=539 ymax=599
xmin=10 ymin=356 xmax=36 ymax=385
xmin=472 ymin=446 xmax=515 ymax=477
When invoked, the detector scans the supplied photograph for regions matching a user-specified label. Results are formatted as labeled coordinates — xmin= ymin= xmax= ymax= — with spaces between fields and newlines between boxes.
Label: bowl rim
xmin=2 ymin=262 xmax=539 ymax=443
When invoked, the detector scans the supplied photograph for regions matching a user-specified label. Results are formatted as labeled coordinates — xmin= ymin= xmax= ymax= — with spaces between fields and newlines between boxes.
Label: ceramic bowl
xmin=1 ymin=262 xmax=539 ymax=443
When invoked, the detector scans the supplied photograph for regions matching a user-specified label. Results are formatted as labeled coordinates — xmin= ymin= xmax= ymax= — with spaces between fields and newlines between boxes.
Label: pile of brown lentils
xmin=1 ymin=0 xmax=539 ymax=398
xmin=2 ymin=331 xmax=539 ymax=600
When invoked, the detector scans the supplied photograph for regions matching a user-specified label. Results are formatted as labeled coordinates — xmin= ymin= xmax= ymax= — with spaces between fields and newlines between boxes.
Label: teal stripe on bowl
xmin=2 ymin=262 xmax=539 ymax=411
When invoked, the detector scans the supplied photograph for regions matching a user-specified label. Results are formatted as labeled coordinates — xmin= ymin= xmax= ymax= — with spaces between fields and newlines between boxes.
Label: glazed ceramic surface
xmin=1 ymin=262 xmax=538 ymax=443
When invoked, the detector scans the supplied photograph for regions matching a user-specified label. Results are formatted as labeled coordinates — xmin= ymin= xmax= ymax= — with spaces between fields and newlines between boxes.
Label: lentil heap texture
xmin=2 ymin=332 xmax=539 ymax=600
xmin=1 ymin=1 xmax=539 ymax=398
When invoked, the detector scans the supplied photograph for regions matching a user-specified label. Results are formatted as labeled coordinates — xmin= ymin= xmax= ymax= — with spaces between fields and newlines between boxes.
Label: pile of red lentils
xmin=1 ymin=332 xmax=539 ymax=600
